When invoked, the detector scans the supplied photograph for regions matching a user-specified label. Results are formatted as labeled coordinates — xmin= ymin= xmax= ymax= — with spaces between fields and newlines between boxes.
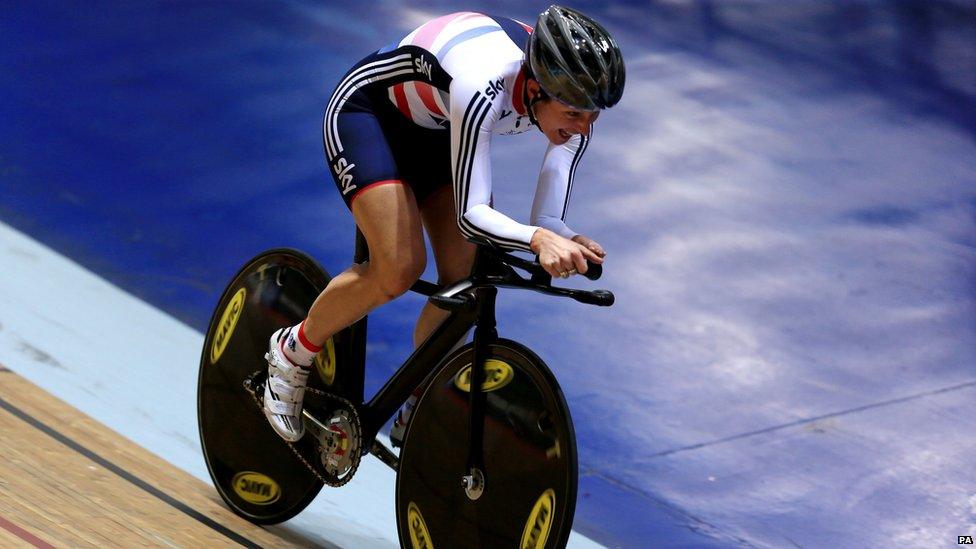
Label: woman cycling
xmin=262 ymin=5 xmax=626 ymax=443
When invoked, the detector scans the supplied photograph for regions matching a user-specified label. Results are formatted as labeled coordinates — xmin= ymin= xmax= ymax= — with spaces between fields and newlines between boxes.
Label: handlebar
xmin=574 ymin=289 xmax=615 ymax=306
xmin=425 ymin=239 xmax=615 ymax=310
xmin=473 ymin=239 xmax=602 ymax=281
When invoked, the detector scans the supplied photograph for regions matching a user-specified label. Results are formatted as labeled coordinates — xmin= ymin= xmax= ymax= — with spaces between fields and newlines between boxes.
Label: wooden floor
xmin=0 ymin=366 xmax=315 ymax=548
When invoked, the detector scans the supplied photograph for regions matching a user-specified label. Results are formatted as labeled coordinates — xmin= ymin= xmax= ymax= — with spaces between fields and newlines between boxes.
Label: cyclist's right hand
xmin=530 ymin=228 xmax=603 ymax=279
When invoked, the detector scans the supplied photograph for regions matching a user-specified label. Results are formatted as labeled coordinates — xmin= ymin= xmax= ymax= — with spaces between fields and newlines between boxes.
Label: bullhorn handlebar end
xmin=573 ymin=289 xmax=614 ymax=307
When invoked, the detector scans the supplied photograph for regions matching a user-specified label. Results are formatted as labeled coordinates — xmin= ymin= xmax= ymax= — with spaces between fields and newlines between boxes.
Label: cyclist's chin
xmin=548 ymin=128 xmax=573 ymax=145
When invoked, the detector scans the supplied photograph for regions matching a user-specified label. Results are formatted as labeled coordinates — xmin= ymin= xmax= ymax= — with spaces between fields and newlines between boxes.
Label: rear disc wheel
xmin=197 ymin=249 xmax=345 ymax=524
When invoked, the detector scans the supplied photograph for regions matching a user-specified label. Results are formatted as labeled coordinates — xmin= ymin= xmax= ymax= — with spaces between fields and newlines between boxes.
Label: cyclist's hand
xmin=530 ymin=228 xmax=603 ymax=279
xmin=571 ymin=234 xmax=606 ymax=259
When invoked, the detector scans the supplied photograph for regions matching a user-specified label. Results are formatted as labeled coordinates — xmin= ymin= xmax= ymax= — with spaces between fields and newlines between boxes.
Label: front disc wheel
xmin=395 ymin=339 xmax=578 ymax=548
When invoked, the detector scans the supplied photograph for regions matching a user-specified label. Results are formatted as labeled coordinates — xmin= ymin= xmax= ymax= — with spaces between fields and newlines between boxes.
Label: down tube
xmin=362 ymin=309 xmax=476 ymax=435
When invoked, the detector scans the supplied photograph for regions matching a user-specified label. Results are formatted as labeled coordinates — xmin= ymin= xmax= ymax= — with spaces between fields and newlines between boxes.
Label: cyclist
xmin=263 ymin=5 xmax=626 ymax=443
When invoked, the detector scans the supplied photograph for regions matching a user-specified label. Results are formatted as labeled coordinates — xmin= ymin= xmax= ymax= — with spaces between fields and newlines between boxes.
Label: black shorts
xmin=322 ymin=50 xmax=452 ymax=208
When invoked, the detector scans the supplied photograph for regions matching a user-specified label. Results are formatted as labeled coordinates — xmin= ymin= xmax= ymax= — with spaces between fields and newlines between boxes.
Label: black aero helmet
xmin=526 ymin=5 xmax=626 ymax=111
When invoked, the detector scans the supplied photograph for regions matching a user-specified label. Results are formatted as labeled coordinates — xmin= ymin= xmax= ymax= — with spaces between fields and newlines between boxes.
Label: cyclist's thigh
xmin=325 ymin=109 xmax=402 ymax=208
xmin=325 ymin=104 xmax=425 ymax=275
xmin=351 ymin=183 xmax=425 ymax=276
xmin=419 ymin=186 xmax=475 ymax=284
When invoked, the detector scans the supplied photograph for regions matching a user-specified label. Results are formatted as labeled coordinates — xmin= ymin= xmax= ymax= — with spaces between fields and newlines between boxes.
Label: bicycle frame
xmin=333 ymin=229 xmax=611 ymax=476
xmin=359 ymin=291 xmax=479 ymax=443
xmin=345 ymin=230 xmax=498 ymax=474
xmin=198 ymin=233 xmax=610 ymax=528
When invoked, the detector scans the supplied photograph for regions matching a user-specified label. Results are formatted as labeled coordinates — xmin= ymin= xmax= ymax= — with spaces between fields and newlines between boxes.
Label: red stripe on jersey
xmin=392 ymin=83 xmax=412 ymax=119
xmin=513 ymin=68 xmax=527 ymax=115
xmin=415 ymin=82 xmax=446 ymax=117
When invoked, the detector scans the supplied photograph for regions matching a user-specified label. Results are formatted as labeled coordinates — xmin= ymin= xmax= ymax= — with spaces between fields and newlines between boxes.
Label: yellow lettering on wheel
xmin=520 ymin=488 xmax=556 ymax=549
xmin=231 ymin=471 xmax=281 ymax=505
xmin=314 ymin=337 xmax=337 ymax=386
xmin=407 ymin=502 xmax=434 ymax=549
xmin=454 ymin=359 xmax=514 ymax=392
xmin=210 ymin=288 xmax=246 ymax=365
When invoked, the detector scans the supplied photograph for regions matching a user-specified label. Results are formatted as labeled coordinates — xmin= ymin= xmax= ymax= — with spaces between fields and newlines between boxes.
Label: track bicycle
xmin=197 ymin=232 xmax=614 ymax=547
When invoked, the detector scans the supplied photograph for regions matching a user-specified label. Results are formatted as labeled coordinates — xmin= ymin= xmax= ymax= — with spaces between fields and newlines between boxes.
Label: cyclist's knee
xmin=375 ymin=257 xmax=425 ymax=300
xmin=436 ymin=252 xmax=475 ymax=285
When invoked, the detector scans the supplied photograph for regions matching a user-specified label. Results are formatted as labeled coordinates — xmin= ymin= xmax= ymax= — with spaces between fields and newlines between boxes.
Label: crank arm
xmin=302 ymin=408 xmax=338 ymax=449
xmin=369 ymin=440 xmax=399 ymax=472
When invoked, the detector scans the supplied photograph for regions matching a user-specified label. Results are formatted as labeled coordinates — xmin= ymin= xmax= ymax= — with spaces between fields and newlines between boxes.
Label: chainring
xmin=244 ymin=370 xmax=363 ymax=488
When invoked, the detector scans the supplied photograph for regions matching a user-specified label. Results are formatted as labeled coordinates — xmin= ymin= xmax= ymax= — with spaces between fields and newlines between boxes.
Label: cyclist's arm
xmin=450 ymin=70 xmax=538 ymax=253
xmin=530 ymin=132 xmax=589 ymax=240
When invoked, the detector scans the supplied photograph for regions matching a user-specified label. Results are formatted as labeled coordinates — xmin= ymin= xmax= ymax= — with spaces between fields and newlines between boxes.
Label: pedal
xmin=369 ymin=440 xmax=399 ymax=472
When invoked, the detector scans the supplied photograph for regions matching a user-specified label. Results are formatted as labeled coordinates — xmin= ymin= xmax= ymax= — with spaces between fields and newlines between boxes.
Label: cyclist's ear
xmin=526 ymin=78 xmax=544 ymax=102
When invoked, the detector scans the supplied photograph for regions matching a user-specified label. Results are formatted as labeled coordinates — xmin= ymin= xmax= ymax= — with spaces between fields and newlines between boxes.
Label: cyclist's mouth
xmin=558 ymin=129 xmax=572 ymax=140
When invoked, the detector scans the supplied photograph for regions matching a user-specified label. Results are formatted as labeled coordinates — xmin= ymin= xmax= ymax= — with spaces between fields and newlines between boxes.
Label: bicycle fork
xmin=462 ymin=286 xmax=496 ymax=501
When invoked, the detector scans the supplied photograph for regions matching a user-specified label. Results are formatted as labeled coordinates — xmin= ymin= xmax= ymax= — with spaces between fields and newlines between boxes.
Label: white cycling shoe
xmin=263 ymin=328 xmax=311 ymax=442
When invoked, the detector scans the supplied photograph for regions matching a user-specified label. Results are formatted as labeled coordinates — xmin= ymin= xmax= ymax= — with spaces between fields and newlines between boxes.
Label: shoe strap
xmin=266 ymin=398 xmax=297 ymax=416
xmin=269 ymin=376 xmax=307 ymax=403
xmin=268 ymin=350 xmax=311 ymax=384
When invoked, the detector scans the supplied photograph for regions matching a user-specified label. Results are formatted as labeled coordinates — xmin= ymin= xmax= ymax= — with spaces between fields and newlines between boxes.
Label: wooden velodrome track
xmin=0 ymin=365 xmax=321 ymax=548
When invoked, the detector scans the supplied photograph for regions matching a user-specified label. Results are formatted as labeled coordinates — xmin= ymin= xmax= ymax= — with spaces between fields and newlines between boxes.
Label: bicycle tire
xmin=395 ymin=339 xmax=578 ymax=548
xmin=197 ymin=248 xmax=345 ymax=524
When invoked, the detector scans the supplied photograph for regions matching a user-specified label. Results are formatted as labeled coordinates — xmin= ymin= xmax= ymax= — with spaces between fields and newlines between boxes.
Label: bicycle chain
xmin=247 ymin=383 xmax=363 ymax=488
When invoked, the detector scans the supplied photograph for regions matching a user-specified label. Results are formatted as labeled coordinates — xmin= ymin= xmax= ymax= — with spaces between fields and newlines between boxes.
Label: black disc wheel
xmin=197 ymin=249 xmax=350 ymax=524
xmin=395 ymin=339 xmax=578 ymax=548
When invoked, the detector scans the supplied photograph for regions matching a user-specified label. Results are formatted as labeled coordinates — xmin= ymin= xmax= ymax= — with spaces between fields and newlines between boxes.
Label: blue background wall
xmin=3 ymin=1 xmax=976 ymax=546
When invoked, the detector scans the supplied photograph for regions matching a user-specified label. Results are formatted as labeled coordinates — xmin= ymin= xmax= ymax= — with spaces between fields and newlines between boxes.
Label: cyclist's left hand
xmin=571 ymin=235 xmax=606 ymax=260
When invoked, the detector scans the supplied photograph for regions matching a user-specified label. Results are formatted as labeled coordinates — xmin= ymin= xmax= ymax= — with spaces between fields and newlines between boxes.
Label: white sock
xmin=279 ymin=320 xmax=320 ymax=367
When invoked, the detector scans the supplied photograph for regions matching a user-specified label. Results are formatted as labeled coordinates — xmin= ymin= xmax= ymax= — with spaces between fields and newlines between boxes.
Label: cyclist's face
xmin=527 ymin=80 xmax=600 ymax=145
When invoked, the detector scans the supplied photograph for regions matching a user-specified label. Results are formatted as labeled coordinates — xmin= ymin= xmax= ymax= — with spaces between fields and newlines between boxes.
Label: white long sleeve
xmin=449 ymin=66 xmax=540 ymax=251
xmin=530 ymin=132 xmax=589 ymax=240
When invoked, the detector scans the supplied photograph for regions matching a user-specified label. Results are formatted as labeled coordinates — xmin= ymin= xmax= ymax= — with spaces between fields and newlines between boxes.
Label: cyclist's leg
xmin=304 ymin=98 xmax=429 ymax=346
xmin=413 ymin=185 xmax=476 ymax=347
xmin=264 ymin=88 xmax=426 ymax=440
xmin=264 ymin=183 xmax=425 ymax=441
xmin=391 ymin=186 xmax=473 ymax=448
xmin=302 ymin=183 xmax=426 ymax=345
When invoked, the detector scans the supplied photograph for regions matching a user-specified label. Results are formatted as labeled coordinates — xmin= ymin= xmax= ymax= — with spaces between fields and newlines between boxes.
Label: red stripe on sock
xmin=297 ymin=320 xmax=323 ymax=352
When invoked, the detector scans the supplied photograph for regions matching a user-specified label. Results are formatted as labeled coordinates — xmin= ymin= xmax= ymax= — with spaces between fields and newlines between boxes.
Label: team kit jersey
xmin=323 ymin=12 xmax=589 ymax=252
